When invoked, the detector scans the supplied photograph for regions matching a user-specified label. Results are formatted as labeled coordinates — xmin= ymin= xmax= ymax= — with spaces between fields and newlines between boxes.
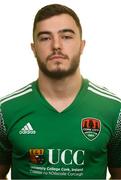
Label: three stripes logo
xmin=19 ymin=122 xmax=36 ymax=134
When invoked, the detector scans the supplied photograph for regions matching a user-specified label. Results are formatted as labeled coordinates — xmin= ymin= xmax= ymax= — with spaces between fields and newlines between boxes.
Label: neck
xmin=38 ymin=69 xmax=83 ymax=99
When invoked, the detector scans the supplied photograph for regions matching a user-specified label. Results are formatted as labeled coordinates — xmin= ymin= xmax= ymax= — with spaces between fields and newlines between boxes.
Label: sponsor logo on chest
xmin=29 ymin=148 xmax=85 ymax=166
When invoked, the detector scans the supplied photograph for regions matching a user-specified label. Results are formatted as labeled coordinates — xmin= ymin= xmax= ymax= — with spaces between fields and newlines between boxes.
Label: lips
xmin=49 ymin=55 xmax=65 ymax=60
xmin=47 ymin=52 xmax=69 ymax=61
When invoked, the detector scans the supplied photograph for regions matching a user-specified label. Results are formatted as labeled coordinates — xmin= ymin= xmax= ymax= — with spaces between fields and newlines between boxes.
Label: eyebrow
xmin=59 ymin=29 xmax=75 ymax=34
xmin=37 ymin=29 xmax=75 ymax=38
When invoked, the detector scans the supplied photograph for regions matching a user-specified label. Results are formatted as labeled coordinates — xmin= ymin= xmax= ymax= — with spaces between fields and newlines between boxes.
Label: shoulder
xmin=0 ymin=81 xmax=37 ymax=131
xmin=87 ymin=80 xmax=121 ymax=105
xmin=85 ymin=79 xmax=121 ymax=122
xmin=0 ymin=82 xmax=34 ymax=111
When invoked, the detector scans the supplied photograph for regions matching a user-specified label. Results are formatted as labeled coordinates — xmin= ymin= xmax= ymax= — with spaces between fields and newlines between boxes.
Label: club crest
xmin=81 ymin=118 xmax=101 ymax=141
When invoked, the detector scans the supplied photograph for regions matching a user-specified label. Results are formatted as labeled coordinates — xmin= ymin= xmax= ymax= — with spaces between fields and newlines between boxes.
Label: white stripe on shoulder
xmin=0 ymin=89 xmax=32 ymax=105
xmin=0 ymin=84 xmax=32 ymax=102
xmin=89 ymin=82 xmax=115 ymax=96
xmin=88 ymin=87 xmax=121 ymax=103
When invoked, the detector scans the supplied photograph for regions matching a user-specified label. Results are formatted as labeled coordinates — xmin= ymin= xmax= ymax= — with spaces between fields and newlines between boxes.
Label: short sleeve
xmin=108 ymin=108 xmax=121 ymax=167
xmin=0 ymin=106 xmax=12 ymax=164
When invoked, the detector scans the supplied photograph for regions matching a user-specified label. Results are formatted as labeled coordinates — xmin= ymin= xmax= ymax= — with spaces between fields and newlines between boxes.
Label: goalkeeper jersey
xmin=0 ymin=79 xmax=121 ymax=179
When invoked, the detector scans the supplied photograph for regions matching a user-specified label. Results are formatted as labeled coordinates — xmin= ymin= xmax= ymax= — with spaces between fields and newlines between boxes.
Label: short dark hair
xmin=33 ymin=4 xmax=82 ymax=39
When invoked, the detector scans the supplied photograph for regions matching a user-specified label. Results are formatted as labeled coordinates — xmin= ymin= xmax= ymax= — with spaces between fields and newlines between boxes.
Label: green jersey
xmin=0 ymin=79 xmax=121 ymax=179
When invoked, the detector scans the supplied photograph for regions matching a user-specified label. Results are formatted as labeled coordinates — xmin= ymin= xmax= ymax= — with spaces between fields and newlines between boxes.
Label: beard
xmin=36 ymin=51 xmax=80 ymax=80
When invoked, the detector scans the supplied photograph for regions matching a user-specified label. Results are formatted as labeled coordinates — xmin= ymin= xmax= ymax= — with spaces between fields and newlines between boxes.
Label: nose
xmin=52 ymin=36 xmax=62 ymax=51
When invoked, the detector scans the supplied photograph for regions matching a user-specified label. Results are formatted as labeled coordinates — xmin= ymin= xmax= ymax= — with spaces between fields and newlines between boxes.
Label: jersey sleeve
xmin=0 ymin=106 xmax=12 ymax=164
xmin=108 ymin=108 xmax=121 ymax=167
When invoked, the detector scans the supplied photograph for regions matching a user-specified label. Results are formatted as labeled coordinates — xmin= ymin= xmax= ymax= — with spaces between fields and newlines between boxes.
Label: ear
xmin=31 ymin=43 xmax=37 ymax=57
xmin=80 ymin=40 xmax=86 ymax=54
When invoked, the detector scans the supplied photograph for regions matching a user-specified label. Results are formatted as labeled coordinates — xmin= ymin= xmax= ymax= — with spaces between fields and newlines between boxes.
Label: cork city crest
xmin=81 ymin=118 xmax=101 ymax=141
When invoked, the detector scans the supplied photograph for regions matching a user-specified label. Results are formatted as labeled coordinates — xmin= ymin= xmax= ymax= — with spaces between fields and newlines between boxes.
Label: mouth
xmin=49 ymin=55 xmax=66 ymax=61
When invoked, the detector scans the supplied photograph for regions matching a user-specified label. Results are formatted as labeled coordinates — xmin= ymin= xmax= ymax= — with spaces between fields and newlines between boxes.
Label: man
xmin=0 ymin=4 xmax=121 ymax=179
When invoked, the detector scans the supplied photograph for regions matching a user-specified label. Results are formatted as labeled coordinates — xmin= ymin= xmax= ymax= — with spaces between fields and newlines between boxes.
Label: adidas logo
xmin=19 ymin=122 xmax=36 ymax=134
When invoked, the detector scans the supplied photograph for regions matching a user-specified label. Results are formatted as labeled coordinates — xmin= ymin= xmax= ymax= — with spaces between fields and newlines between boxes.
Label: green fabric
xmin=0 ymin=79 xmax=121 ymax=179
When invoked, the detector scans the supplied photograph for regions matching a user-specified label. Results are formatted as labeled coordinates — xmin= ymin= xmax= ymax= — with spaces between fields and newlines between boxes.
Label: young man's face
xmin=31 ymin=14 xmax=85 ymax=79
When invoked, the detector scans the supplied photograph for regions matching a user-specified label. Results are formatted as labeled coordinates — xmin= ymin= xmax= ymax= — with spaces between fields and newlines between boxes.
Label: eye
xmin=61 ymin=35 xmax=73 ymax=40
xmin=39 ymin=36 xmax=51 ymax=41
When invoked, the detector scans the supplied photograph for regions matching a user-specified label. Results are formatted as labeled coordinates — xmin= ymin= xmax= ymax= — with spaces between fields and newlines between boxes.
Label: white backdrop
xmin=0 ymin=0 xmax=121 ymax=179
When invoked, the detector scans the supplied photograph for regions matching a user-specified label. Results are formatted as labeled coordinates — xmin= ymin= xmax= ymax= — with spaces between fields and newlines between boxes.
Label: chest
xmin=8 ymin=108 xmax=112 ymax=155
